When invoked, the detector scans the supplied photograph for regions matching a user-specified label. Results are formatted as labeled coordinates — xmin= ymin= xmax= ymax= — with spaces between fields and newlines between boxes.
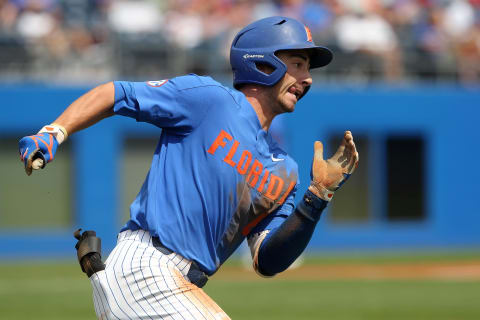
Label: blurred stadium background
xmin=1 ymin=0 xmax=479 ymax=319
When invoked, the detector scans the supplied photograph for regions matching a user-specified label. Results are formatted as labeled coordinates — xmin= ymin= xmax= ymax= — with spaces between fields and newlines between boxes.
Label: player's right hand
xmin=309 ymin=131 xmax=359 ymax=201
xmin=18 ymin=133 xmax=59 ymax=176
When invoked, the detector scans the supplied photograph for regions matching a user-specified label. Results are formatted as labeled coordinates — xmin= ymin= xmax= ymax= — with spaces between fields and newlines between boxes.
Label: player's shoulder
xmin=172 ymin=74 xmax=243 ymax=107
xmin=171 ymin=74 xmax=227 ymax=91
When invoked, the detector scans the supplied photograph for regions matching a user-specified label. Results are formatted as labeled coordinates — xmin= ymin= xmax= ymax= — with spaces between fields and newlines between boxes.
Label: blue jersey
xmin=113 ymin=75 xmax=299 ymax=275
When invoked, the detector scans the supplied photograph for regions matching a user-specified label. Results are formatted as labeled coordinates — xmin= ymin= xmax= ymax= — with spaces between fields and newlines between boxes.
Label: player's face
xmin=272 ymin=50 xmax=313 ymax=114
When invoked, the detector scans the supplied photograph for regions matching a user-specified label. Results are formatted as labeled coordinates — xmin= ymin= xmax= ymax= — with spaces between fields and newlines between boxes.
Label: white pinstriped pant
xmin=90 ymin=229 xmax=230 ymax=320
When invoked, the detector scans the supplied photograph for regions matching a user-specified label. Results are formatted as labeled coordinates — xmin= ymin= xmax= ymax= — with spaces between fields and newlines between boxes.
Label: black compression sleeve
xmin=257 ymin=189 xmax=328 ymax=276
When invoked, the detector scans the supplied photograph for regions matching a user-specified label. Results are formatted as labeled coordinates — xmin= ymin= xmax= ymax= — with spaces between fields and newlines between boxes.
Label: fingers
xmin=344 ymin=130 xmax=353 ymax=146
xmin=313 ymin=141 xmax=324 ymax=161
xmin=344 ymin=131 xmax=357 ymax=156
xmin=347 ymin=149 xmax=359 ymax=173
xmin=25 ymin=154 xmax=33 ymax=176
xmin=343 ymin=131 xmax=355 ymax=153
xmin=344 ymin=131 xmax=359 ymax=173
xmin=334 ymin=131 xmax=352 ymax=163
xmin=332 ymin=131 xmax=351 ymax=161
xmin=24 ymin=150 xmax=46 ymax=176
xmin=333 ymin=131 xmax=358 ymax=170
xmin=32 ymin=158 xmax=45 ymax=170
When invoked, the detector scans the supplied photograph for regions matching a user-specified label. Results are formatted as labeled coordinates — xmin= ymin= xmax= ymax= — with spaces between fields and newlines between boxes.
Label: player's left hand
xmin=309 ymin=130 xmax=359 ymax=201
xmin=18 ymin=132 xmax=59 ymax=176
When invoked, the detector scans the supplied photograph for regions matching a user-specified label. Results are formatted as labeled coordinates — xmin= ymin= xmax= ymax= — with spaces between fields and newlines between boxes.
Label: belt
xmin=152 ymin=237 xmax=209 ymax=288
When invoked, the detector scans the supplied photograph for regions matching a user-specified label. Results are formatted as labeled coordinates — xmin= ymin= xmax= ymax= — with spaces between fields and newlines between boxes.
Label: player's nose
xmin=301 ymin=70 xmax=313 ymax=88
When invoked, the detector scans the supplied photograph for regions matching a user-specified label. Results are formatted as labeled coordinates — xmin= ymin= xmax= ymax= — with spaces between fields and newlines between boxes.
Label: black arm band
xmin=296 ymin=189 xmax=328 ymax=222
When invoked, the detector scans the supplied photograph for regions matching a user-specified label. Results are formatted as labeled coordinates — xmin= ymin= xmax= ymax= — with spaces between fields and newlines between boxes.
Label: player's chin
xmin=281 ymin=97 xmax=297 ymax=113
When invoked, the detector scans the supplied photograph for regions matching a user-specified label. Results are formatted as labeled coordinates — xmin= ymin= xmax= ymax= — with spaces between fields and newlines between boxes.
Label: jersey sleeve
xmin=113 ymin=75 xmax=214 ymax=134
xmin=248 ymin=181 xmax=299 ymax=237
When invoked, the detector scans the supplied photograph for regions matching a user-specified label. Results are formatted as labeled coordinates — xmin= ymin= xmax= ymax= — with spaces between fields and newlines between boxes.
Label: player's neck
xmin=242 ymin=88 xmax=276 ymax=132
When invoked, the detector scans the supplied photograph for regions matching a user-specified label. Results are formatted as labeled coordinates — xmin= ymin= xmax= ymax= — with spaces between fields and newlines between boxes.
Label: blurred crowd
xmin=0 ymin=0 xmax=479 ymax=84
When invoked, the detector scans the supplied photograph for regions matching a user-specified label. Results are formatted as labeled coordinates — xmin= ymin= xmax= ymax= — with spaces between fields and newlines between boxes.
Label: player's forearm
xmin=257 ymin=190 xmax=328 ymax=276
xmin=53 ymin=82 xmax=115 ymax=135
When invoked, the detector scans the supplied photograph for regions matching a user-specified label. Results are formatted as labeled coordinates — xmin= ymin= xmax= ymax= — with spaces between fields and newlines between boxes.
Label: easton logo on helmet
xmin=243 ymin=54 xmax=265 ymax=59
xmin=304 ymin=25 xmax=312 ymax=42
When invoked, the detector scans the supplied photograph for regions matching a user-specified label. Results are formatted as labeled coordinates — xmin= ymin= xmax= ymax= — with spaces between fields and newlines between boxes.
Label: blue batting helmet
xmin=230 ymin=16 xmax=333 ymax=89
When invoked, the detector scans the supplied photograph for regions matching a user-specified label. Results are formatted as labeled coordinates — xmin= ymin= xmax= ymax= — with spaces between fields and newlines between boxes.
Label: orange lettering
xmin=207 ymin=130 xmax=232 ymax=155
xmin=246 ymin=160 xmax=263 ymax=188
xmin=242 ymin=211 xmax=270 ymax=236
xmin=277 ymin=180 xmax=296 ymax=204
xmin=223 ymin=140 xmax=239 ymax=167
xmin=265 ymin=174 xmax=284 ymax=201
xmin=236 ymin=150 xmax=252 ymax=175
xmin=256 ymin=169 xmax=269 ymax=193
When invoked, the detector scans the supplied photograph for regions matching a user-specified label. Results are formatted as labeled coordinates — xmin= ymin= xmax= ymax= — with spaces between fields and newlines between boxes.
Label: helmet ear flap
xmin=254 ymin=61 xmax=276 ymax=76
xmin=231 ymin=49 xmax=287 ymax=87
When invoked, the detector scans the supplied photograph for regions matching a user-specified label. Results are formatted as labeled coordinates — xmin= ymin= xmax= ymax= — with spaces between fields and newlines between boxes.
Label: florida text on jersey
xmin=114 ymin=74 xmax=299 ymax=275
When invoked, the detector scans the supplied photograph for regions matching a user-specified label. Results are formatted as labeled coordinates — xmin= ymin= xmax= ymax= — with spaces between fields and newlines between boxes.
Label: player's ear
xmin=255 ymin=62 xmax=275 ymax=75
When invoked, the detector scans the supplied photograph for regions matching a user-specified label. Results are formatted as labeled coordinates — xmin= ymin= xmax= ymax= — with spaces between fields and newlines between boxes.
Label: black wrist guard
xmin=296 ymin=189 xmax=328 ymax=223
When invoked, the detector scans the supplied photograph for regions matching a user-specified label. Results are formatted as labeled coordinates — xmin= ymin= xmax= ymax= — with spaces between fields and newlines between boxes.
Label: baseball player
xmin=18 ymin=16 xmax=359 ymax=319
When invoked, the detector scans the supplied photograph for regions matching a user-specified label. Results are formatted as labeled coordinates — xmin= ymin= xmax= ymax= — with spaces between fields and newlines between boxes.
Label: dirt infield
xmin=214 ymin=261 xmax=480 ymax=281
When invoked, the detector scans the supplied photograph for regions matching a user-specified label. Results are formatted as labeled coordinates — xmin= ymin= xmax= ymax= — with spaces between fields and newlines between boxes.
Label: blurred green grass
xmin=206 ymin=280 xmax=480 ymax=320
xmin=0 ymin=253 xmax=479 ymax=320
xmin=0 ymin=263 xmax=94 ymax=320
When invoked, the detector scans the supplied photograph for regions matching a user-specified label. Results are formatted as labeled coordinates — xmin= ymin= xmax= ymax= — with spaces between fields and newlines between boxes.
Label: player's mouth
xmin=288 ymin=85 xmax=302 ymax=101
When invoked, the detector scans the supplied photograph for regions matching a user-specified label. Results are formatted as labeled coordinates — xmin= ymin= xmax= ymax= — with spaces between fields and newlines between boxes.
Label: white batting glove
xmin=309 ymin=131 xmax=359 ymax=201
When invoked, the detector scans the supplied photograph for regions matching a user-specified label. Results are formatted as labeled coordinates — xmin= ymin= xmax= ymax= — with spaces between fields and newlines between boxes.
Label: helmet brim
xmin=275 ymin=45 xmax=333 ymax=69
xmin=308 ymin=46 xmax=333 ymax=69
